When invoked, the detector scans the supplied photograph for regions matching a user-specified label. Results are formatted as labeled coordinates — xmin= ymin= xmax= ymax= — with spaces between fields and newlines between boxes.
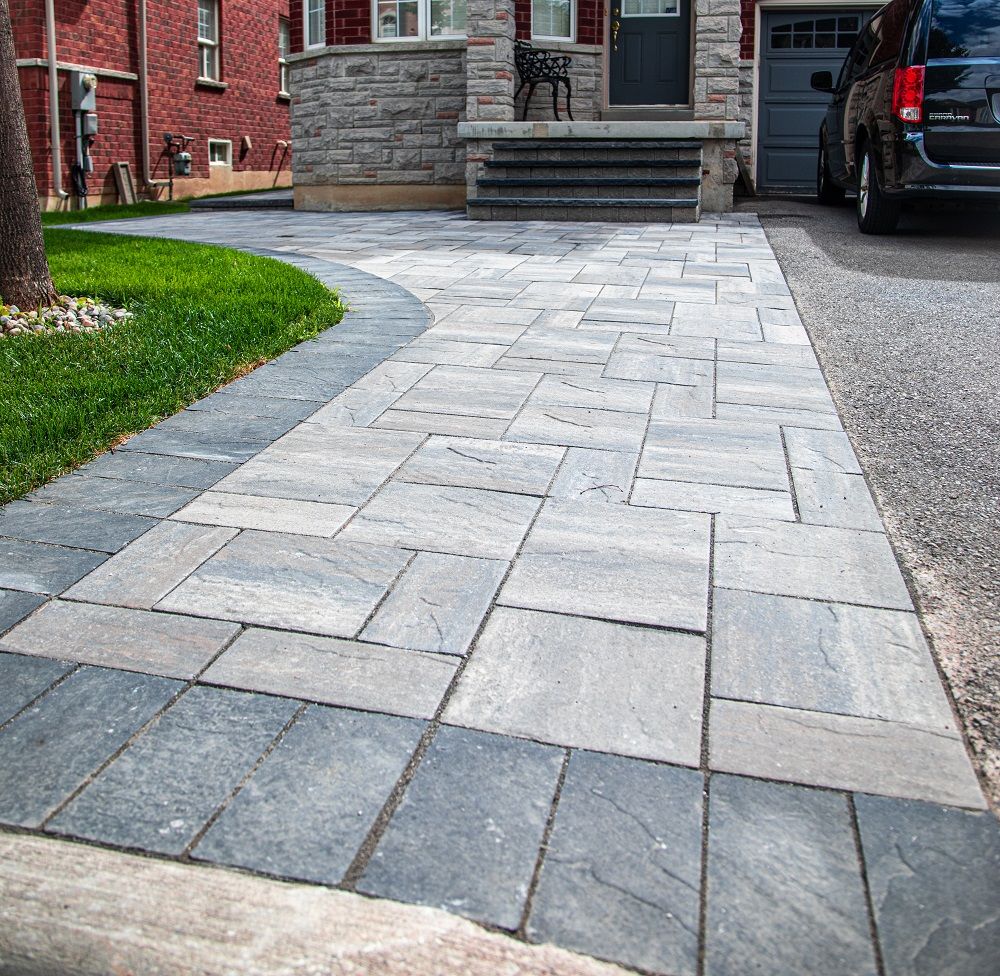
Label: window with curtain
xmin=374 ymin=0 xmax=467 ymax=39
xmin=305 ymin=0 xmax=326 ymax=47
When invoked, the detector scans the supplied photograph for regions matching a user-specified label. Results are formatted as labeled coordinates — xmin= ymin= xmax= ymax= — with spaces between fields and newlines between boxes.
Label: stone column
xmin=465 ymin=0 xmax=516 ymax=122
xmin=692 ymin=0 xmax=742 ymax=121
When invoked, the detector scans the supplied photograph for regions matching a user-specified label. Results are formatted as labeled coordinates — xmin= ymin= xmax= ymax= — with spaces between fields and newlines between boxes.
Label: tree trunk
xmin=0 ymin=0 xmax=57 ymax=310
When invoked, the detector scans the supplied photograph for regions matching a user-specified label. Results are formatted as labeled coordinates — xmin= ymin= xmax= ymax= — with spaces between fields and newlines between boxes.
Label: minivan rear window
xmin=929 ymin=0 xmax=1000 ymax=59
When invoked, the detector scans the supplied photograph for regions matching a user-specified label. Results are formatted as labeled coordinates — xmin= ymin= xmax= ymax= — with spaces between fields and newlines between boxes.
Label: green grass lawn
xmin=0 ymin=229 xmax=344 ymax=502
xmin=40 ymin=200 xmax=191 ymax=225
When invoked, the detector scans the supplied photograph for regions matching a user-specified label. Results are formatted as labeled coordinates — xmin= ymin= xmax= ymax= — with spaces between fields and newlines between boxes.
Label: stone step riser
xmin=467 ymin=204 xmax=701 ymax=223
xmin=475 ymin=184 xmax=701 ymax=200
xmin=489 ymin=151 xmax=704 ymax=164
xmin=484 ymin=166 xmax=702 ymax=181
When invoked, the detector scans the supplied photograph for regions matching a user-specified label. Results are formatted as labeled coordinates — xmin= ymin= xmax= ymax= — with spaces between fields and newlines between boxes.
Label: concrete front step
xmin=467 ymin=197 xmax=700 ymax=223
xmin=487 ymin=155 xmax=704 ymax=167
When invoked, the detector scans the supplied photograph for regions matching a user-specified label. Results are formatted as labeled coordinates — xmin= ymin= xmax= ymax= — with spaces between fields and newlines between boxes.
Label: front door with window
xmin=609 ymin=0 xmax=691 ymax=106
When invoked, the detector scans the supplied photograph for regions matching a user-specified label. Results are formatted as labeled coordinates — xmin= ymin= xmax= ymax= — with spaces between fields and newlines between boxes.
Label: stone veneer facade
xmin=287 ymin=0 xmax=745 ymax=212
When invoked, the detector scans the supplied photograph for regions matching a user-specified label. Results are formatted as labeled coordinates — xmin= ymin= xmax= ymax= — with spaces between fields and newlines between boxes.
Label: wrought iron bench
xmin=513 ymin=39 xmax=574 ymax=122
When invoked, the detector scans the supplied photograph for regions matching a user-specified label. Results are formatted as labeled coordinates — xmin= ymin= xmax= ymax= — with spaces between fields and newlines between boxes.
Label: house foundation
xmin=287 ymin=0 xmax=746 ymax=218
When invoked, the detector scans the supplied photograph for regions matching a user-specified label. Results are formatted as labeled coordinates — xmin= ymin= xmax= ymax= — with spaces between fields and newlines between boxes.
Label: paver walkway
xmin=1 ymin=211 xmax=998 ymax=976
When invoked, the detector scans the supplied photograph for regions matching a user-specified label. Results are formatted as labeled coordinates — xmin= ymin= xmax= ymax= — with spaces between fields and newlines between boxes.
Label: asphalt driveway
xmin=743 ymin=196 xmax=1000 ymax=807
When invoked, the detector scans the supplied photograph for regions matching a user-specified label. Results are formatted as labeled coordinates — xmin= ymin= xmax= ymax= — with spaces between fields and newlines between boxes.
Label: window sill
xmin=277 ymin=91 xmax=292 ymax=102
xmin=196 ymin=77 xmax=229 ymax=90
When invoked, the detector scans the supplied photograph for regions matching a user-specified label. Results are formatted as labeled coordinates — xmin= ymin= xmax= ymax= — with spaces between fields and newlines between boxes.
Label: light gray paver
xmin=783 ymin=427 xmax=862 ymax=474
xmin=339 ymin=482 xmax=540 ymax=560
xmin=392 ymin=365 xmax=539 ymax=420
xmin=631 ymin=479 xmax=795 ymax=520
xmin=710 ymin=699 xmax=984 ymax=808
xmin=0 ymin=600 xmax=239 ymax=679
xmin=505 ymin=404 xmax=648 ymax=452
xmin=445 ymin=608 xmax=704 ymax=765
xmin=157 ymin=532 xmax=410 ymax=638
xmin=64 ymin=521 xmax=238 ymax=609
xmin=358 ymin=725 xmax=562 ymax=930
xmin=193 ymin=707 xmax=424 ymax=885
xmin=372 ymin=409 xmax=511 ymax=438
xmin=640 ymin=419 xmax=789 ymax=491
xmin=392 ymin=336 xmax=507 ymax=368
xmin=0 ymin=666 xmax=179 ymax=827
xmin=528 ymin=375 xmax=654 ymax=414
xmin=361 ymin=552 xmax=507 ymax=656
xmin=711 ymin=589 xmax=955 ymax=728
xmin=705 ymin=774 xmax=877 ymax=976
xmin=171 ymin=492 xmax=356 ymax=537
xmin=202 ymin=627 xmax=455 ymax=719
xmin=506 ymin=328 xmax=618 ymax=366
xmin=214 ymin=427 xmax=424 ymax=506
xmin=717 ymin=340 xmax=819 ymax=369
xmin=500 ymin=500 xmax=711 ymax=632
xmin=527 ymin=752 xmax=703 ymax=975
xmin=396 ymin=437 xmax=563 ymax=496
xmin=0 ymin=652 xmax=74 ymax=725
xmin=548 ymin=448 xmax=638 ymax=504
xmin=714 ymin=517 xmax=914 ymax=610
xmin=49 ymin=686 xmax=297 ymax=855
xmin=791 ymin=469 xmax=884 ymax=531
xmin=855 ymin=794 xmax=1000 ymax=976
xmin=716 ymin=362 xmax=836 ymax=414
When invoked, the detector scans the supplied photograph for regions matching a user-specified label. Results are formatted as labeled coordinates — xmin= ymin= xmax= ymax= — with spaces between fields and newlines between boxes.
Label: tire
xmin=856 ymin=142 xmax=900 ymax=234
xmin=817 ymin=141 xmax=845 ymax=205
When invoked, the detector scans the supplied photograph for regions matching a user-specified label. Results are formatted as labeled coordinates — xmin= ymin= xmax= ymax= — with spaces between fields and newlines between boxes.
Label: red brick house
xmin=12 ymin=0 xmax=294 ymax=209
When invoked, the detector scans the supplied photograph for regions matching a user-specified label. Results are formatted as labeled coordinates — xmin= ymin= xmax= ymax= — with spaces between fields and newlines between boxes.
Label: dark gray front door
xmin=609 ymin=0 xmax=691 ymax=106
xmin=757 ymin=8 xmax=873 ymax=191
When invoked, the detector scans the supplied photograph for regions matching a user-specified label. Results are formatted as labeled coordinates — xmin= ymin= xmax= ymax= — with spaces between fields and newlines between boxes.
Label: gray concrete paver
xmin=7 ymin=209 xmax=985 ymax=976
xmin=705 ymin=774 xmax=878 ymax=976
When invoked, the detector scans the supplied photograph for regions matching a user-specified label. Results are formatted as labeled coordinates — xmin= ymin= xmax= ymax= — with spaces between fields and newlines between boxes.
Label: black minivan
xmin=812 ymin=0 xmax=1000 ymax=233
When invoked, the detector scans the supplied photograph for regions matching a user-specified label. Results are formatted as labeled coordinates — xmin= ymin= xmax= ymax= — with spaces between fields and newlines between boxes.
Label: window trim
xmin=304 ymin=0 xmax=326 ymax=48
xmin=208 ymin=138 xmax=233 ymax=166
xmin=197 ymin=0 xmax=221 ymax=82
xmin=531 ymin=0 xmax=576 ymax=41
xmin=372 ymin=0 xmax=467 ymax=43
xmin=278 ymin=16 xmax=291 ymax=95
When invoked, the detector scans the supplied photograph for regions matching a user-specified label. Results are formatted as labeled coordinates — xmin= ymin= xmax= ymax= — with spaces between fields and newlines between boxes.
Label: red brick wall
xmin=286 ymin=0 xmax=605 ymax=47
xmin=12 ymin=0 xmax=292 ymax=199
xmin=740 ymin=0 xmax=755 ymax=60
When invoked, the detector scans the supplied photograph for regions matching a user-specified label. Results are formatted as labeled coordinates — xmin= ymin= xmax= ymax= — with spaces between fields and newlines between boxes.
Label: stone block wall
xmin=514 ymin=44 xmax=603 ymax=122
xmin=466 ymin=0 xmax=517 ymax=122
xmin=692 ymin=0 xmax=742 ymax=121
xmin=290 ymin=41 xmax=467 ymax=204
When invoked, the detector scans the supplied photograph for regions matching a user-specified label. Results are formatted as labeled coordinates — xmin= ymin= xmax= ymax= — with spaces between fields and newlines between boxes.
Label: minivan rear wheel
xmin=817 ymin=141 xmax=845 ymax=205
xmin=856 ymin=143 xmax=900 ymax=234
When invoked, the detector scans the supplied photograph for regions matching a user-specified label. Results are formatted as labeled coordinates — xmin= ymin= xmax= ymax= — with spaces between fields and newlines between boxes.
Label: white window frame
xmin=372 ymin=0 xmax=467 ymax=42
xmin=305 ymin=0 xmax=326 ymax=48
xmin=198 ymin=0 xmax=221 ymax=80
xmin=278 ymin=16 xmax=291 ymax=94
xmin=208 ymin=138 xmax=232 ymax=166
xmin=531 ymin=0 xmax=575 ymax=41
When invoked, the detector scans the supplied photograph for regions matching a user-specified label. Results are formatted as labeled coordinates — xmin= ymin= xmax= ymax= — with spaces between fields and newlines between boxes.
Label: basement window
xmin=208 ymin=139 xmax=232 ymax=165
xmin=374 ymin=0 xmax=467 ymax=40
xmin=198 ymin=0 xmax=221 ymax=80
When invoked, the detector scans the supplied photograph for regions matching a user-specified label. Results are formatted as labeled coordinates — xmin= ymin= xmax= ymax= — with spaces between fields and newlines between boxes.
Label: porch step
xmin=490 ymin=139 xmax=704 ymax=151
xmin=470 ymin=138 xmax=704 ymax=223
xmin=485 ymin=158 xmax=703 ymax=168
xmin=467 ymin=197 xmax=701 ymax=223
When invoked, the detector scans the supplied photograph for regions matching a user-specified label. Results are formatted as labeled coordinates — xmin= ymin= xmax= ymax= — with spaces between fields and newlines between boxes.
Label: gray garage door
xmin=757 ymin=8 xmax=874 ymax=192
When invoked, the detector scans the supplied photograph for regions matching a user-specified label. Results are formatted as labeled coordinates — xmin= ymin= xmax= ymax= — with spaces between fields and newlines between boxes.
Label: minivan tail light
xmin=892 ymin=65 xmax=925 ymax=123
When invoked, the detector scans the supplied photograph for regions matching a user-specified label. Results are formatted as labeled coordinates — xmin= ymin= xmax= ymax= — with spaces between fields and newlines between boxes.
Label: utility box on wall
xmin=70 ymin=71 xmax=98 ymax=112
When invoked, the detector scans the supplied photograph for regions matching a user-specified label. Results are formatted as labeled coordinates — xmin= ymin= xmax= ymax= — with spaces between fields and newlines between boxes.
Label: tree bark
xmin=0 ymin=0 xmax=57 ymax=310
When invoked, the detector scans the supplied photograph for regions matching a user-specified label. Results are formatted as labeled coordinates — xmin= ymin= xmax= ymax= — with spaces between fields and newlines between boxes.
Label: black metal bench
xmin=513 ymin=39 xmax=574 ymax=122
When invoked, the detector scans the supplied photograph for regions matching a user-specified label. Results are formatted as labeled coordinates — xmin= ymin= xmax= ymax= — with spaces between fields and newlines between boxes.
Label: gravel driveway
xmin=745 ymin=196 xmax=1000 ymax=808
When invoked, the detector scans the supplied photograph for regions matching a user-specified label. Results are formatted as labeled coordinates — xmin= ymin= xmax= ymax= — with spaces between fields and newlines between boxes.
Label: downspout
xmin=137 ymin=0 xmax=168 ymax=192
xmin=44 ymin=0 xmax=69 ymax=201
